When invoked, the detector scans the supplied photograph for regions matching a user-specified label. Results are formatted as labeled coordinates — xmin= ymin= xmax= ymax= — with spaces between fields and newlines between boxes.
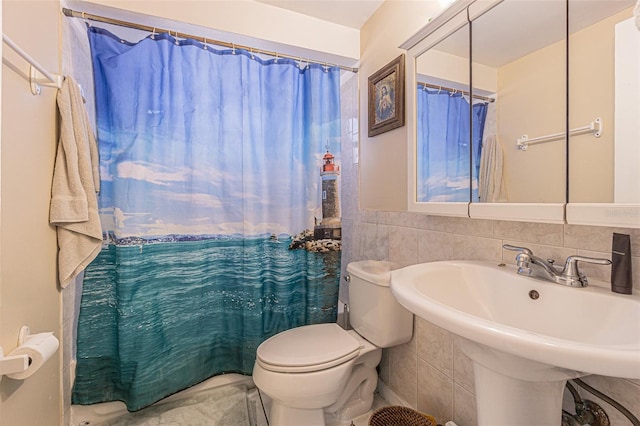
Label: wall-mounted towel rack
xmin=2 ymin=33 xmax=62 ymax=95
xmin=516 ymin=117 xmax=602 ymax=151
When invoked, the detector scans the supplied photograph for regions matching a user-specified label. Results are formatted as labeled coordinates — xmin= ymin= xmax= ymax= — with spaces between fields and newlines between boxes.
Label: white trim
xmin=469 ymin=203 xmax=565 ymax=224
xmin=566 ymin=204 xmax=640 ymax=228
xmin=400 ymin=0 xmax=475 ymax=50
xmin=409 ymin=202 xmax=470 ymax=217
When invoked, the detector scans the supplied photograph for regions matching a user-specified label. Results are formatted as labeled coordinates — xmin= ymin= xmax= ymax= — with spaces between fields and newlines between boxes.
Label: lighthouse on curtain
xmin=314 ymin=144 xmax=342 ymax=240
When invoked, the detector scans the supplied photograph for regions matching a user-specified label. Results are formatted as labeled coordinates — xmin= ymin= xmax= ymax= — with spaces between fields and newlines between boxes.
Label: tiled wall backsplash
xmin=343 ymin=212 xmax=640 ymax=293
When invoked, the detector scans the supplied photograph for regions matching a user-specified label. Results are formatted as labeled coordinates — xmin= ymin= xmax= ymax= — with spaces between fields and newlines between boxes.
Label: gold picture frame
xmin=368 ymin=54 xmax=405 ymax=137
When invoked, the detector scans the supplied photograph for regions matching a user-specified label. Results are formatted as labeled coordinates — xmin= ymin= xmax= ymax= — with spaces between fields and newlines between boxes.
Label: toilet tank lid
xmin=347 ymin=260 xmax=400 ymax=287
xmin=256 ymin=323 xmax=360 ymax=369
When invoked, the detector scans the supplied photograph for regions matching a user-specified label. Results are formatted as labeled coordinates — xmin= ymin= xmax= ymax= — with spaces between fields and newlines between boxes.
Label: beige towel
xmin=50 ymin=77 xmax=102 ymax=288
xmin=478 ymin=135 xmax=508 ymax=203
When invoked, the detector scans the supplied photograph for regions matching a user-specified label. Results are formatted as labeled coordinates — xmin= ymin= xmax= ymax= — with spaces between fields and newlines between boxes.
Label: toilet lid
xmin=256 ymin=323 xmax=361 ymax=373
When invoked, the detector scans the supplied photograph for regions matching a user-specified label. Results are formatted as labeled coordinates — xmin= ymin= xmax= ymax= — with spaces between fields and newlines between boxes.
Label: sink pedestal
xmin=474 ymin=363 xmax=565 ymax=426
xmin=461 ymin=339 xmax=586 ymax=426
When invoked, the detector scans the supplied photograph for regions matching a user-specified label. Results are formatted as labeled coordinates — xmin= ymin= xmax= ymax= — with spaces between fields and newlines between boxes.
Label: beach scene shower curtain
xmin=416 ymin=88 xmax=488 ymax=202
xmin=72 ymin=26 xmax=342 ymax=411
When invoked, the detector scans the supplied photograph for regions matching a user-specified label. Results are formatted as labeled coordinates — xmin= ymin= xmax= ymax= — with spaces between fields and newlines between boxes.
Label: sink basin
xmin=390 ymin=260 xmax=640 ymax=425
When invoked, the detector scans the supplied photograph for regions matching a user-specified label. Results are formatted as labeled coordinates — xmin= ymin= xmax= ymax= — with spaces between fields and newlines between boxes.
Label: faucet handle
xmin=563 ymin=255 xmax=611 ymax=268
xmin=503 ymin=245 xmax=534 ymax=275
xmin=561 ymin=255 xmax=612 ymax=286
xmin=503 ymin=244 xmax=533 ymax=256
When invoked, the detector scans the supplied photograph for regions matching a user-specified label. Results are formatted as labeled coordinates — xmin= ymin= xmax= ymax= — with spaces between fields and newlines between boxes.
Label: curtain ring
xmin=250 ymin=48 xmax=254 ymax=59
xmin=203 ymin=37 xmax=208 ymax=50
xmin=151 ymin=27 xmax=156 ymax=40
xmin=275 ymin=52 xmax=279 ymax=63
xmin=323 ymin=62 xmax=328 ymax=72
xmin=438 ymin=86 xmax=442 ymax=94
xmin=232 ymin=43 xmax=236 ymax=55
xmin=81 ymin=11 xmax=91 ymax=26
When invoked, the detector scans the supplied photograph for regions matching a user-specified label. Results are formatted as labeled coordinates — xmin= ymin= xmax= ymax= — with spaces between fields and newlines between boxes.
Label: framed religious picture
xmin=368 ymin=54 xmax=405 ymax=137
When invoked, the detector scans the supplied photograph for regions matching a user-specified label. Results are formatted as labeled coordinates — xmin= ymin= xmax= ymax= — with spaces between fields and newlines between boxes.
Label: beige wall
xmin=1 ymin=1 xmax=62 ymax=425
xmin=569 ymin=7 xmax=633 ymax=203
xmin=417 ymin=48 xmax=469 ymax=89
xmin=81 ymin=0 xmax=360 ymax=63
xmin=359 ymin=0 xmax=441 ymax=211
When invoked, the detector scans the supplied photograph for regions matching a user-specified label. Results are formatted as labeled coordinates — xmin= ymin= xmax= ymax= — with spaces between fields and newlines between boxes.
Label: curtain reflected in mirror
xmin=416 ymin=85 xmax=490 ymax=202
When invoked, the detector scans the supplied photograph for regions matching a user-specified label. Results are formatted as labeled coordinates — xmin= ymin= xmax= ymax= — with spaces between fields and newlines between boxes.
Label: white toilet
xmin=252 ymin=260 xmax=414 ymax=426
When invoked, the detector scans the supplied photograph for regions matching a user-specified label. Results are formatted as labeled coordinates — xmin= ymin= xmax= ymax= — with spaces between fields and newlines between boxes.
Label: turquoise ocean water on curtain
xmin=72 ymin=26 xmax=342 ymax=411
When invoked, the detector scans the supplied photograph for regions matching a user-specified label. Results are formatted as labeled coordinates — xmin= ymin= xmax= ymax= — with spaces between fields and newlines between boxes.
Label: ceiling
xmin=436 ymin=0 xmax=636 ymax=68
xmin=254 ymin=0 xmax=385 ymax=29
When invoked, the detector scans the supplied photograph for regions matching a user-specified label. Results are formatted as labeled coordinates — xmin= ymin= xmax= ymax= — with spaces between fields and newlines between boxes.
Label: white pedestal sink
xmin=390 ymin=261 xmax=640 ymax=426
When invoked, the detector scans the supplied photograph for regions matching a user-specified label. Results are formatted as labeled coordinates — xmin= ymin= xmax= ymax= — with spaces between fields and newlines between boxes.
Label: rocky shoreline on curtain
xmin=288 ymin=229 xmax=341 ymax=252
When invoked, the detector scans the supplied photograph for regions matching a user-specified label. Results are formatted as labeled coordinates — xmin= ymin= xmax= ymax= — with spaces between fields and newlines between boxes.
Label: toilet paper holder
xmin=0 ymin=326 xmax=35 ymax=379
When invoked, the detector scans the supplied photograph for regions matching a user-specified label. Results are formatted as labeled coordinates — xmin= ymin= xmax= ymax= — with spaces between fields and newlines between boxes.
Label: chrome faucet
xmin=503 ymin=244 xmax=611 ymax=287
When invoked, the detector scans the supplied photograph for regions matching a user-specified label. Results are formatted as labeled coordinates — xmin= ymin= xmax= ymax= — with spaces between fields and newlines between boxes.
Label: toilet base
xmin=327 ymin=361 xmax=378 ymax=421
xmin=270 ymin=401 xmax=325 ymax=426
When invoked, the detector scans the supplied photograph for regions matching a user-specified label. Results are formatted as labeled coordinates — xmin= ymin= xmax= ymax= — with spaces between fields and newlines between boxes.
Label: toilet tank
xmin=346 ymin=260 xmax=413 ymax=348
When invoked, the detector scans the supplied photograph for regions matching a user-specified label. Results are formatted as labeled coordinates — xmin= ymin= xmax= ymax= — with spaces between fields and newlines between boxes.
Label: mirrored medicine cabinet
xmin=402 ymin=0 xmax=640 ymax=228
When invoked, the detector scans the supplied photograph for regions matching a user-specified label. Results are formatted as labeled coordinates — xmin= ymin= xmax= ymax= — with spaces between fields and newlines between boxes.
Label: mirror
xmin=405 ymin=0 xmax=638 ymax=226
xmin=404 ymin=4 xmax=475 ymax=217
xmin=406 ymin=0 xmax=568 ymax=222
xmin=471 ymin=0 xmax=567 ymax=204
xmin=415 ymin=22 xmax=471 ymax=204
xmin=566 ymin=0 xmax=640 ymax=227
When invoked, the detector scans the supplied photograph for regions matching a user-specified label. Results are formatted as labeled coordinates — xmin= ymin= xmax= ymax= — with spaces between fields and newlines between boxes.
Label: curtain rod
xmin=419 ymin=81 xmax=495 ymax=103
xmin=62 ymin=8 xmax=358 ymax=73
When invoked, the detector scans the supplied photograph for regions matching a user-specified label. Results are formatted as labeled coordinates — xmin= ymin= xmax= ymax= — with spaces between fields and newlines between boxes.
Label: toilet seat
xmin=256 ymin=323 xmax=361 ymax=373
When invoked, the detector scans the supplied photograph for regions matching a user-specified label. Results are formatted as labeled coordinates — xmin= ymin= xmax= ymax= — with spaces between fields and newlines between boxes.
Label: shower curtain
xmin=72 ymin=26 xmax=342 ymax=411
xmin=416 ymin=87 xmax=487 ymax=202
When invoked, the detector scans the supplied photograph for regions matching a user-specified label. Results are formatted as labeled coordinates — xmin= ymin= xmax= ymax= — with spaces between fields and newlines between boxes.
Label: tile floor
xmin=71 ymin=384 xmax=391 ymax=426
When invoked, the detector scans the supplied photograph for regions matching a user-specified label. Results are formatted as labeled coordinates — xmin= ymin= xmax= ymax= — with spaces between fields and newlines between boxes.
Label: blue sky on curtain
xmin=73 ymin=26 xmax=342 ymax=411
xmin=416 ymin=88 xmax=488 ymax=202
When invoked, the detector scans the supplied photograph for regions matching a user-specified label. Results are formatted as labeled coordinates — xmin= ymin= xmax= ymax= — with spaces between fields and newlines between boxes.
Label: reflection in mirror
xmin=415 ymin=23 xmax=474 ymax=203
xmin=568 ymin=1 xmax=638 ymax=203
xmin=471 ymin=0 xmax=567 ymax=203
